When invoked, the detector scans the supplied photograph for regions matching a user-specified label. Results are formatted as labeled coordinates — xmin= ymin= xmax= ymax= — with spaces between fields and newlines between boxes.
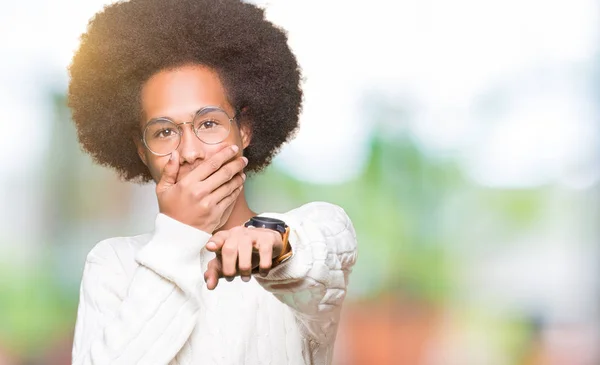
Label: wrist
xmin=244 ymin=216 xmax=292 ymax=265
xmin=136 ymin=213 xmax=212 ymax=294
xmin=159 ymin=212 xmax=215 ymax=234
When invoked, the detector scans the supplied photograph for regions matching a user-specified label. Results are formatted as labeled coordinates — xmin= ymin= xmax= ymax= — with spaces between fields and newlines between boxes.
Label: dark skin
xmin=134 ymin=64 xmax=284 ymax=289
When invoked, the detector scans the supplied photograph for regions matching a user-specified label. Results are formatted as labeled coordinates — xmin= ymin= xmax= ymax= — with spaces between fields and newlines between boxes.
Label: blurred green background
xmin=0 ymin=1 xmax=599 ymax=364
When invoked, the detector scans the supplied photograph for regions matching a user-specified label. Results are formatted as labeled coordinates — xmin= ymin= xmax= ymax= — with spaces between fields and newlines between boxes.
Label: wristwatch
xmin=244 ymin=216 xmax=292 ymax=265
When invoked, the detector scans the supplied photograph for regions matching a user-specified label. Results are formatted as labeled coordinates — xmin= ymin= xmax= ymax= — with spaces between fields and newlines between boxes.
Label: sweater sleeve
xmin=253 ymin=202 xmax=358 ymax=345
xmin=71 ymin=213 xmax=211 ymax=365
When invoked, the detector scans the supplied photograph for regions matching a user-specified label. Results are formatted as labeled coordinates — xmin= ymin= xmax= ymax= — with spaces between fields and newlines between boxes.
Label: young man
xmin=68 ymin=0 xmax=357 ymax=364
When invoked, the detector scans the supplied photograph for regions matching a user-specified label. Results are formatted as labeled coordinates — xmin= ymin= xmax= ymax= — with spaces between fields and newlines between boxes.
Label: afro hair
xmin=68 ymin=0 xmax=302 ymax=182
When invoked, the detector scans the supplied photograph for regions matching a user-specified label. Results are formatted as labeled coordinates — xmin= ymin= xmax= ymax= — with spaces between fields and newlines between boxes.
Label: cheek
xmin=146 ymin=153 xmax=170 ymax=182
xmin=225 ymin=125 xmax=244 ymax=148
xmin=204 ymin=134 xmax=241 ymax=159
xmin=202 ymin=143 xmax=227 ymax=161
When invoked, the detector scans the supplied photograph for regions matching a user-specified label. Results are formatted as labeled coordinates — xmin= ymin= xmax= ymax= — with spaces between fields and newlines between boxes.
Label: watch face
xmin=251 ymin=216 xmax=284 ymax=226
xmin=245 ymin=216 xmax=287 ymax=233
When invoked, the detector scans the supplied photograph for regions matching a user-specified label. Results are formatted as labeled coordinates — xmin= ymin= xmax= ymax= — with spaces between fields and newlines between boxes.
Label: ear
xmin=133 ymin=135 xmax=148 ymax=166
xmin=240 ymin=123 xmax=252 ymax=150
xmin=239 ymin=107 xmax=252 ymax=149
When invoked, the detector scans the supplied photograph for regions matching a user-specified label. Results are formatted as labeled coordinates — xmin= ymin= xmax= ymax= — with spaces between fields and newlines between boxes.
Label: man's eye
xmin=198 ymin=120 xmax=217 ymax=129
xmin=156 ymin=128 xmax=175 ymax=138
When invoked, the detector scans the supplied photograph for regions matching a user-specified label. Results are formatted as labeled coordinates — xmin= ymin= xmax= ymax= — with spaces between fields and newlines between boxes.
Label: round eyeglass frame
xmin=141 ymin=105 xmax=239 ymax=156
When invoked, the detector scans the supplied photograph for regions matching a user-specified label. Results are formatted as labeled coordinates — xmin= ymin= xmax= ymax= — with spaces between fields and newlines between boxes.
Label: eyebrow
xmin=143 ymin=105 xmax=227 ymax=125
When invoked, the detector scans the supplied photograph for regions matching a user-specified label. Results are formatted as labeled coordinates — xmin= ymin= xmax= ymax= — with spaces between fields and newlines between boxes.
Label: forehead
xmin=140 ymin=64 xmax=232 ymax=122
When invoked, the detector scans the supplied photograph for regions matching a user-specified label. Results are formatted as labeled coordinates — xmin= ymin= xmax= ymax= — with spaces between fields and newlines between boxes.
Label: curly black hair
xmin=68 ymin=0 xmax=302 ymax=182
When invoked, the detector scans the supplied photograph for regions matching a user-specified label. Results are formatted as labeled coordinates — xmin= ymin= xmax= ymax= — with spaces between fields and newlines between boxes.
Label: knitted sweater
xmin=71 ymin=202 xmax=357 ymax=365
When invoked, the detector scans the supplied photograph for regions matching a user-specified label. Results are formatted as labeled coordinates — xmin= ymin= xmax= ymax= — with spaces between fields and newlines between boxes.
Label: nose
xmin=177 ymin=123 xmax=205 ymax=164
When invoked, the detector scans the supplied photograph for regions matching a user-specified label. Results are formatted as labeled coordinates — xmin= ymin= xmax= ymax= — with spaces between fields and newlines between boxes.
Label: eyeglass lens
xmin=143 ymin=107 xmax=231 ymax=155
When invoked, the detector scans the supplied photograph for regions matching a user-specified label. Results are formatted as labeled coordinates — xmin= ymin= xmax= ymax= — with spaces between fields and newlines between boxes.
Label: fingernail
xmin=206 ymin=242 xmax=215 ymax=250
xmin=241 ymin=173 xmax=246 ymax=181
xmin=226 ymin=276 xmax=234 ymax=282
xmin=242 ymin=156 xmax=248 ymax=165
xmin=231 ymin=145 xmax=239 ymax=152
xmin=241 ymin=276 xmax=251 ymax=282
xmin=169 ymin=152 xmax=176 ymax=161
xmin=259 ymin=270 xmax=268 ymax=277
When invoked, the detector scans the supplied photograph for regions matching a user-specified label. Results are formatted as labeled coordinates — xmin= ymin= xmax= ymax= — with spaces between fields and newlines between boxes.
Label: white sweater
xmin=72 ymin=202 xmax=357 ymax=365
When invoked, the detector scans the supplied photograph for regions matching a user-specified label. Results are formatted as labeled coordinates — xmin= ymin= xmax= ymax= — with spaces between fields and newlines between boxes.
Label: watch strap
xmin=273 ymin=226 xmax=292 ymax=265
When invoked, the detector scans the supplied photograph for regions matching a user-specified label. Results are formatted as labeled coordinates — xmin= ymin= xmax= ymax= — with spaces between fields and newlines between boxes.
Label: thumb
xmin=157 ymin=150 xmax=179 ymax=193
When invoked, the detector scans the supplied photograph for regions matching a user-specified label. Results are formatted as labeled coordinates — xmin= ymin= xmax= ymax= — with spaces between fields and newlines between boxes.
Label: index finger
xmin=181 ymin=144 xmax=240 ymax=184
xmin=204 ymin=257 xmax=223 ymax=290
xmin=206 ymin=230 xmax=230 ymax=252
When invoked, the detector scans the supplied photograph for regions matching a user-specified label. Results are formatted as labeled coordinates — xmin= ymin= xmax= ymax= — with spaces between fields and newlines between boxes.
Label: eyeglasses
xmin=141 ymin=106 xmax=237 ymax=156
